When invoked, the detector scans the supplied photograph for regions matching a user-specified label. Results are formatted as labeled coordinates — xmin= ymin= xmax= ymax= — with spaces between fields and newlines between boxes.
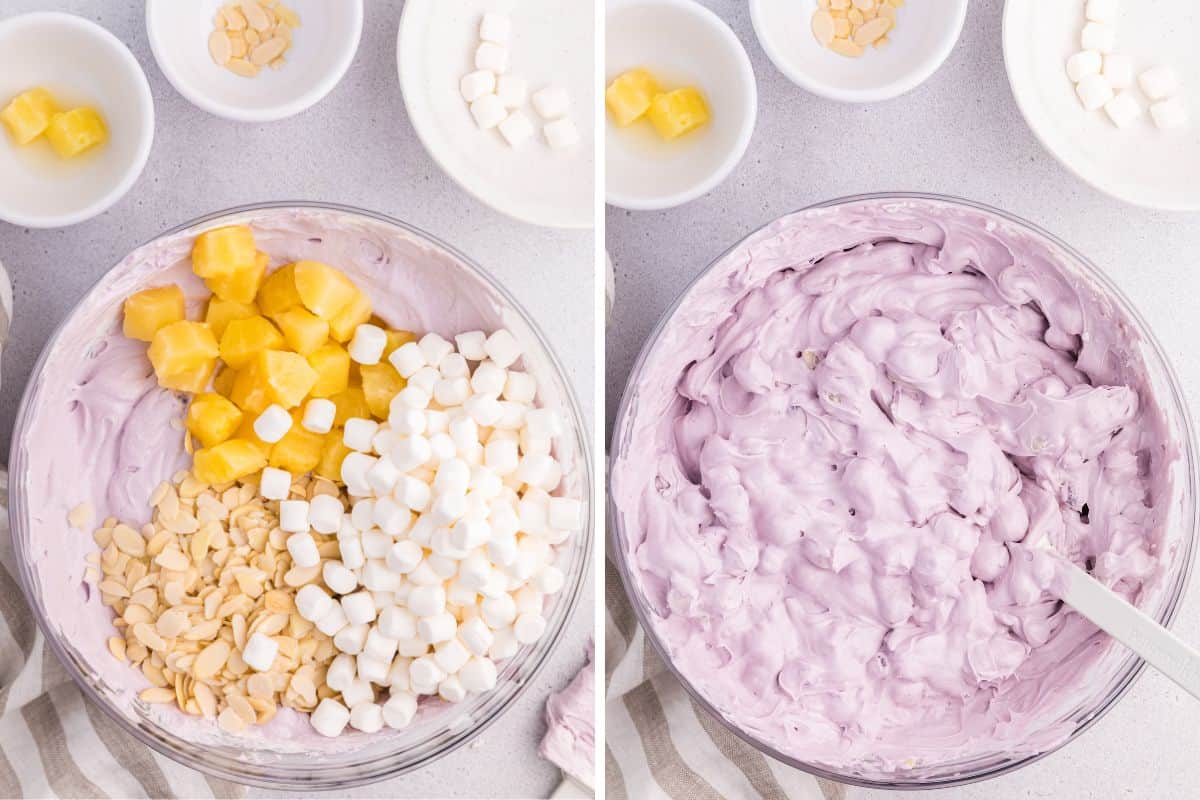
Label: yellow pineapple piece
xmin=274 ymin=307 xmax=329 ymax=355
xmin=44 ymin=107 xmax=107 ymax=158
xmin=256 ymin=263 xmax=302 ymax=316
xmin=159 ymin=360 xmax=217 ymax=394
xmin=212 ymin=365 xmax=236 ymax=398
xmin=205 ymin=251 xmax=268 ymax=304
xmin=269 ymin=421 xmax=324 ymax=474
xmin=306 ymin=342 xmax=351 ymax=397
xmin=314 ymin=429 xmax=351 ymax=481
xmin=1 ymin=88 xmax=58 ymax=145
xmin=219 ymin=315 xmax=285 ymax=369
xmin=234 ymin=416 xmax=272 ymax=459
xmin=331 ymin=386 xmax=370 ymax=425
xmin=230 ymin=359 xmax=269 ymax=414
xmin=648 ymin=87 xmax=710 ymax=140
xmin=148 ymin=321 xmax=218 ymax=383
xmin=205 ymin=297 xmax=260 ymax=340
xmin=327 ymin=288 xmax=373 ymax=342
xmin=606 ymin=69 xmax=662 ymax=127
xmin=123 ymin=285 xmax=186 ymax=342
xmin=193 ymin=439 xmax=268 ymax=486
xmin=293 ymin=261 xmax=358 ymax=320
xmin=259 ymin=350 xmax=319 ymax=408
xmin=192 ymin=225 xmax=257 ymax=279
xmin=185 ymin=392 xmax=244 ymax=448
xmin=360 ymin=363 xmax=406 ymax=420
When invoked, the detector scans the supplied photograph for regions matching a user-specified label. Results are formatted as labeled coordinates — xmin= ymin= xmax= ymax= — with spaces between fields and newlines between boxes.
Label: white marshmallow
xmin=449 ymin=415 xmax=479 ymax=453
xmin=439 ymin=675 xmax=467 ymax=703
xmin=407 ymin=516 xmax=436 ymax=547
xmin=363 ymin=628 xmax=400 ymax=663
xmin=344 ymin=418 xmax=380 ymax=452
xmin=1102 ymin=53 xmax=1133 ymax=89
xmin=395 ymin=475 xmax=432 ymax=511
xmin=357 ymin=654 xmax=390 ymax=685
xmin=407 ymin=559 xmax=442 ymax=586
xmin=435 ymin=459 xmax=471 ymax=494
xmin=391 ymin=435 xmax=433 ymax=471
xmin=532 ymin=86 xmax=570 ymax=119
xmin=372 ymin=590 xmax=396 ymax=610
xmin=394 ymin=385 xmax=432 ymax=411
xmin=322 ymin=560 xmax=358 ymax=594
xmin=518 ymin=454 xmax=562 ymax=492
xmin=426 ymin=553 xmax=458 ymax=580
xmin=439 ymin=353 xmax=469 ymax=379
xmin=484 ymin=329 xmax=521 ymax=368
xmin=547 ymin=497 xmax=582 ymax=531
xmin=434 ymin=377 xmax=471 ymax=406
xmin=455 ymin=331 xmax=488 ymax=361
xmin=389 ymin=342 xmax=426 ymax=378
xmin=341 ymin=591 xmax=377 ymax=626
xmin=287 ymin=532 xmax=320 ymax=568
xmin=310 ymin=698 xmax=350 ymax=737
xmin=470 ymin=362 xmax=506 ymax=397
xmin=349 ymin=702 xmax=384 ymax=733
xmin=279 ymin=499 xmax=310 ymax=533
xmin=397 ymin=636 xmax=429 ymax=658
xmin=378 ymin=606 xmax=418 ymax=640
xmin=1104 ymin=92 xmax=1142 ymax=128
xmin=475 ymin=42 xmax=509 ymax=74
xmin=458 ymin=656 xmax=498 ymax=693
xmin=408 ymin=584 xmax=447 ymax=617
xmin=373 ymin=496 xmax=411 ymax=536
xmin=1065 ymin=50 xmax=1102 ymax=83
xmin=479 ymin=12 xmax=511 ymax=43
xmin=447 ymin=579 xmax=478 ymax=606
xmin=351 ymin=499 xmax=375 ymax=531
xmin=338 ymin=535 xmax=365 ymax=570
xmin=387 ymin=540 xmax=424 ymax=574
xmin=470 ymin=93 xmax=507 ymax=130
xmin=1080 ymin=22 xmax=1115 ymax=54
xmin=481 ymin=593 xmax=517 ymax=628
xmin=259 ymin=467 xmax=291 ymax=501
xmin=349 ymin=324 xmax=387 ymax=365
xmin=430 ymin=492 xmax=468 ymax=525
xmin=302 ymin=398 xmax=336 ymax=434
xmin=340 ymin=452 xmax=376 ymax=496
xmin=488 ymin=534 xmax=518 ymax=567
xmin=409 ymin=366 xmax=440 ymax=395
xmin=1139 ymin=66 xmax=1179 ymax=100
xmin=409 ymin=656 xmax=445 ymax=694
xmin=1085 ymin=0 xmax=1118 ymax=23
xmin=1076 ymin=74 xmax=1113 ymax=111
xmin=450 ymin=518 xmax=492 ymax=551
xmin=326 ymin=654 xmax=356 ymax=691
xmin=334 ymin=623 xmax=370 ymax=655
xmin=496 ymin=74 xmax=528 ymax=109
xmin=389 ymin=407 xmax=426 ymax=437
xmin=544 ymin=118 xmax=580 ymax=149
xmin=241 ymin=632 xmax=279 ymax=672
xmin=460 ymin=69 xmax=497 ymax=103
xmin=434 ymin=638 xmax=471 ymax=674
xmin=418 ymin=333 xmax=454 ymax=367
xmin=495 ymin=401 xmax=527 ymax=430
xmin=502 ymin=371 xmax=536 ymax=404
xmin=489 ymin=627 xmax=519 ymax=660
xmin=383 ymin=691 xmax=418 ymax=728
xmin=309 ymin=494 xmax=343 ymax=534
xmin=362 ymin=530 xmax=392 ymax=559
xmin=316 ymin=602 xmax=349 ymax=636
xmin=341 ymin=678 xmax=374 ymax=708
xmin=524 ymin=408 xmax=563 ymax=439
xmin=361 ymin=559 xmax=403 ymax=593
xmin=532 ymin=564 xmax=565 ymax=595
xmin=254 ymin=404 xmax=292 ymax=444
xmin=513 ymin=612 xmax=547 ymax=644
xmin=1151 ymin=97 xmax=1188 ymax=129
xmin=425 ymin=409 xmax=449 ymax=434
xmin=386 ymin=657 xmax=411 ymax=690
xmin=465 ymin=393 xmax=503 ymax=426
xmin=485 ymin=439 xmax=520 ymax=475
xmin=429 ymin=432 xmax=457 ymax=463
xmin=419 ymin=612 xmax=458 ymax=645
xmin=498 ymin=110 xmax=535 ymax=148
xmin=459 ymin=617 xmax=495 ymax=656
xmin=514 ymin=586 xmax=543 ymax=615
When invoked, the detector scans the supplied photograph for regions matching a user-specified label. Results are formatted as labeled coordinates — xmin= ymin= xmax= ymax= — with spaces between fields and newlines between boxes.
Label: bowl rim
xmin=748 ymin=0 xmax=968 ymax=103
xmin=7 ymin=200 xmax=594 ymax=790
xmin=144 ymin=0 xmax=364 ymax=123
xmin=0 ymin=11 xmax=155 ymax=229
xmin=607 ymin=190 xmax=1200 ymax=789
xmin=604 ymin=0 xmax=758 ymax=211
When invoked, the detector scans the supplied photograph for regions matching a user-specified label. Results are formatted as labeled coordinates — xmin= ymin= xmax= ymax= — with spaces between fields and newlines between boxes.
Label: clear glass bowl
xmin=608 ymin=192 xmax=1198 ymax=790
xmin=9 ymin=202 xmax=592 ymax=790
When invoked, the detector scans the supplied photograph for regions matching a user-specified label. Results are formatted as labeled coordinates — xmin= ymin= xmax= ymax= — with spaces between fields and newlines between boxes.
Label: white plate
xmin=399 ymin=0 xmax=595 ymax=230
xmin=1004 ymin=0 xmax=1200 ymax=210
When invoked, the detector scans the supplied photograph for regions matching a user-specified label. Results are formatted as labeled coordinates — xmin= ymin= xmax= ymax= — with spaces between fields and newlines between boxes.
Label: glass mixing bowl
xmin=9 ymin=202 xmax=592 ymax=790
xmin=609 ymin=192 xmax=1198 ymax=790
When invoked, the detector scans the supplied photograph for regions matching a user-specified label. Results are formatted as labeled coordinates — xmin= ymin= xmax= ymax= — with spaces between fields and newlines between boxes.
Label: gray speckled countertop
xmin=606 ymin=1 xmax=1200 ymax=798
xmin=0 ymin=1 xmax=594 ymax=798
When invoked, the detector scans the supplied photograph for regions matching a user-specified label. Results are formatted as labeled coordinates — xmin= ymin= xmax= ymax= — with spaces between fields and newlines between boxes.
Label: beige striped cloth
xmin=605 ymin=558 xmax=845 ymax=800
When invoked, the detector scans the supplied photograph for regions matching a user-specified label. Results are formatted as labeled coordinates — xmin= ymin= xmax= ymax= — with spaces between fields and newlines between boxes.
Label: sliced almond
xmin=193 ymin=682 xmax=218 ymax=718
xmin=208 ymin=30 xmax=233 ymax=67
xmin=242 ymin=0 xmax=271 ymax=31
xmin=155 ymin=548 xmax=190 ymax=572
xmin=852 ymin=16 xmax=892 ymax=46
xmin=108 ymin=636 xmax=128 ymax=661
xmin=250 ymin=35 xmax=288 ymax=66
xmin=218 ymin=706 xmax=247 ymax=733
xmin=194 ymin=640 xmax=232 ymax=679
xmin=811 ymin=11 xmax=836 ymax=46
xmin=226 ymin=58 xmax=260 ymax=78
xmin=139 ymin=687 xmax=177 ymax=704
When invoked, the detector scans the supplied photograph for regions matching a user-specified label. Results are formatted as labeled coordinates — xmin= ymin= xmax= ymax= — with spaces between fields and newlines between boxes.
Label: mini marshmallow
xmin=316 ymin=603 xmax=349 ymax=636
xmin=518 ymin=454 xmax=563 ymax=492
xmin=372 ymin=590 xmax=396 ymax=610
xmin=484 ymin=329 xmax=521 ymax=368
xmin=259 ymin=467 xmax=291 ymax=501
xmin=430 ymin=492 xmax=468 ymax=525
xmin=287 ymin=532 xmax=320 ymax=568
xmin=391 ymin=435 xmax=433 ymax=471
xmin=378 ymin=606 xmax=418 ymax=640
xmin=532 ymin=86 xmax=570 ymax=119
xmin=389 ymin=341 xmax=426 ymax=377
xmin=1102 ymin=53 xmax=1133 ymax=90
xmin=339 ymin=535 xmax=365 ymax=570
xmin=455 ymin=331 xmax=488 ymax=361
xmin=460 ymin=69 xmax=497 ymax=103
xmin=387 ymin=540 xmax=424 ymax=574
xmin=1104 ymin=92 xmax=1142 ymax=128
xmin=409 ymin=656 xmax=445 ymax=694
xmin=418 ymin=333 xmax=454 ymax=367
xmin=496 ymin=74 xmax=529 ymax=108
xmin=367 ymin=457 xmax=401 ymax=496
xmin=434 ymin=639 xmax=471 ymax=674
xmin=524 ymin=408 xmax=563 ymax=439
xmin=351 ymin=499 xmax=375 ymax=531
xmin=514 ymin=586 xmax=543 ymax=615
xmin=362 ymin=530 xmax=392 ymax=559
xmin=470 ymin=93 xmax=507 ymax=130
xmin=1085 ymin=0 xmax=1117 ymax=23
xmin=434 ymin=377 xmax=471 ymax=406
xmin=470 ymin=465 xmax=503 ymax=498
xmin=383 ymin=692 xmax=418 ymax=729
xmin=479 ymin=12 xmax=511 ymax=43
xmin=349 ymin=324 xmax=387 ymax=365
xmin=254 ymin=404 xmax=292 ymax=443
xmin=363 ymin=628 xmax=400 ymax=663
xmin=395 ymin=475 xmax=432 ymax=512
xmin=387 ymin=657 xmax=411 ymax=690
xmin=335 ymin=624 xmax=370 ymax=655
xmin=532 ymin=565 xmax=565 ymax=595
xmin=1065 ymin=50 xmax=1102 ymax=83
xmin=389 ymin=407 xmax=426 ymax=438
xmin=488 ymin=534 xmax=519 ymax=567
xmin=279 ymin=499 xmax=310 ymax=533
xmin=495 ymin=401 xmax=527 ymax=430
xmin=439 ymin=675 xmax=468 ymax=703
xmin=1139 ymin=66 xmax=1179 ymax=101
xmin=1080 ymin=21 xmax=1115 ymax=54
xmin=408 ymin=584 xmax=447 ymax=617
xmin=341 ymin=591 xmax=377 ymax=626
xmin=341 ymin=678 xmax=374 ymax=709
xmin=356 ymin=654 xmax=390 ymax=686
xmin=489 ymin=627 xmax=520 ymax=660
xmin=465 ymin=393 xmax=503 ymax=426
xmin=311 ymin=698 xmax=350 ymax=737
xmin=449 ymin=415 xmax=479 ymax=454
xmin=513 ymin=612 xmax=547 ymax=644
xmin=344 ymin=418 xmax=380 ymax=452
xmin=544 ymin=118 xmax=580 ymax=150
xmin=429 ymin=432 xmax=457 ymax=463
xmin=326 ymin=654 xmax=356 ymax=691
xmin=471 ymin=362 xmax=507 ymax=396
xmin=438 ymin=353 xmax=469 ymax=380
xmin=498 ymin=110 xmax=535 ymax=148
xmin=241 ymin=632 xmax=279 ymax=672
xmin=301 ymin=398 xmax=336 ymax=434
xmin=502 ymin=371 xmax=536 ymax=404
xmin=459 ymin=617 xmax=495 ymax=656
xmin=1151 ymin=97 xmax=1188 ymax=129
xmin=447 ymin=579 xmax=478 ymax=606
xmin=349 ymin=702 xmax=384 ymax=733
xmin=340 ymin=452 xmax=376 ymax=496
xmin=548 ymin=497 xmax=582 ymax=531
xmin=361 ymin=559 xmax=403 ymax=593
xmin=323 ymin=560 xmax=359 ymax=594
xmin=459 ymin=656 xmax=498 ymax=693
xmin=481 ymin=593 xmax=517 ymax=628
xmin=475 ymin=42 xmax=509 ymax=74
xmin=426 ymin=554 xmax=458 ymax=580
xmin=485 ymin=439 xmax=520 ymax=475
xmin=409 ymin=366 xmax=440 ymax=394
xmin=1075 ymin=73 xmax=1113 ymax=111
xmin=407 ymin=559 xmax=442 ymax=586
xmin=407 ymin=516 xmax=436 ymax=547
xmin=419 ymin=612 xmax=458 ymax=645
xmin=435 ymin=459 xmax=471 ymax=493
xmin=397 ymin=636 xmax=429 ymax=658
xmin=309 ymin=494 xmax=343 ymax=534
xmin=450 ymin=518 xmax=492 ymax=551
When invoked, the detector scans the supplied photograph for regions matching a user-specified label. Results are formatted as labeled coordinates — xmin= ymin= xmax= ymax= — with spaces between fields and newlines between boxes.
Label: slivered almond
xmin=218 ymin=707 xmax=247 ymax=733
xmin=155 ymin=548 xmax=190 ymax=572
xmin=194 ymin=682 xmax=218 ymax=718
xmin=139 ymin=687 xmax=176 ymax=704
xmin=108 ymin=637 xmax=127 ymax=661
xmin=194 ymin=640 xmax=231 ymax=679
xmin=208 ymin=31 xmax=232 ymax=66
xmin=226 ymin=58 xmax=260 ymax=78
xmin=250 ymin=36 xmax=287 ymax=66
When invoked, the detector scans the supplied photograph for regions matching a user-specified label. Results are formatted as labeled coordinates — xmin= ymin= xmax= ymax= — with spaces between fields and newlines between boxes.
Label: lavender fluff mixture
xmin=611 ymin=198 xmax=1183 ymax=775
xmin=539 ymin=641 xmax=594 ymax=787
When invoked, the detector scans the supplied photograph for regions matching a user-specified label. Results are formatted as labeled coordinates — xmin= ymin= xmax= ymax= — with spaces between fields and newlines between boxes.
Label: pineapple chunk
xmin=212 ymin=365 xmax=236 ymax=398
xmin=234 ymin=416 xmax=272 ymax=459
xmin=327 ymin=289 xmax=373 ymax=342
xmin=205 ymin=251 xmax=268 ymax=304
xmin=360 ymin=363 xmax=406 ymax=420
xmin=274 ymin=307 xmax=329 ymax=355
xmin=648 ymin=87 xmax=710 ymax=140
xmin=148 ymin=321 xmax=219 ymax=383
xmin=159 ymin=360 xmax=217 ymax=394
xmin=260 ymin=350 xmax=319 ymax=408
xmin=256 ymin=263 xmax=303 ymax=316
xmin=193 ymin=439 xmax=268 ymax=486
xmin=269 ymin=423 xmax=324 ymax=474
xmin=123 ymin=285 xmax=186 ymax=342
xmin=219 ymin=316 xmax=285 ymax=369
xmin=606 ymin=69 xmax=662 ymax=127
xmin=205 ymin=297 xmax=260 ymax=340
xmin=192 ymin=225 xmax=257 ymax=279
xmin=185 ymin=392 xmax=244 ymax=449
xmin=45 ymin=107 xmax=107 ymax=158
xmin=230 ymin=359 xmax=269 ymax=414
xmin=293 ymin=261 xmax=358 ymax=320
xmin=1 ymin=88 xmax=58 ymax=145
xmin=314 ymin=430 xmax=351 ymax=481
xmin=331 ymin=386 xmax=370 ymax=425
xmin=306 ymin=342 xmax=351 ymax=397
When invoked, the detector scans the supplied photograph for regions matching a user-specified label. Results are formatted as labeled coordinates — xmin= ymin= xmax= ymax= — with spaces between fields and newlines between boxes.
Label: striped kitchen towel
xmin=605 ymin=557 xmax=840 ymax=800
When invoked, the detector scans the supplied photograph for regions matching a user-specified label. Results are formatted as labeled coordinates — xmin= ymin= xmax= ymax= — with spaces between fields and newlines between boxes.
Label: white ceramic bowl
xmin=606 ymin=0 xmax=757 ymax=211
xmin=146 ymin=0 xmax=363 ymax=123
xmin=1004 ymin=0 xmax=1200 ymax=211
xmin=750 ymin=0 xmax=967 ymax=103
xmin=0 ymin=13 xmax=154 ymax=229
xmin=398 ymin=0 xmax=595 ymax=229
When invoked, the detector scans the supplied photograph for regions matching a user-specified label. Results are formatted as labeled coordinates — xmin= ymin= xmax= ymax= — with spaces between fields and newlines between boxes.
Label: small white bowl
xmin=0 ymin=13 xmax=154 ymax=229
xmin=606 ymin=0 xmax=757 ymax=211
xmin=146 ymin=0 xmax=363 ymax=123
xmin=749 ymin=0 xmax=967 ymax=103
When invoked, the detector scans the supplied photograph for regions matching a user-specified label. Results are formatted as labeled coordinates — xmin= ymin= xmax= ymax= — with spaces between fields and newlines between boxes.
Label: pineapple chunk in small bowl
xmin=0 ymin=12 xmax=154 ymax=228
